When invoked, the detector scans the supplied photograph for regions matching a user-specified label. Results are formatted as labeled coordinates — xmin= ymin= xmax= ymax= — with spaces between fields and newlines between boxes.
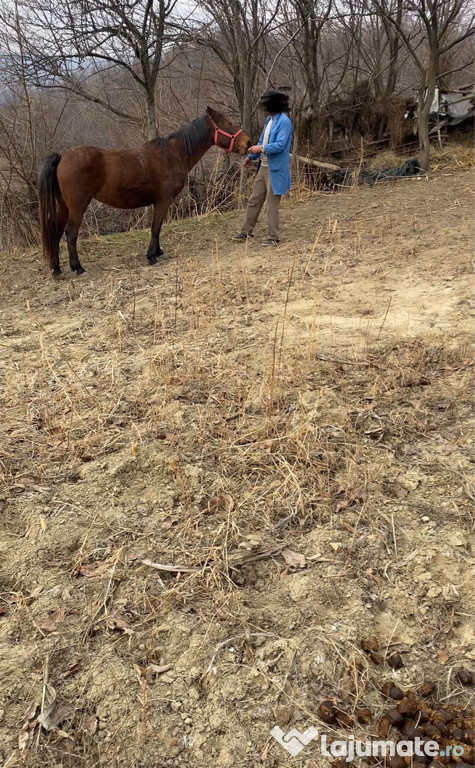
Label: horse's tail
xmin=38 ymin=153 xmax=62 ymax=271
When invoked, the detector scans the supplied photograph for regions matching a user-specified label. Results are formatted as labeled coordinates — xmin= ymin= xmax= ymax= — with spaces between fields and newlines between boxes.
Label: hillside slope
xmin=0 ymin=169 xmax=474 ymax=767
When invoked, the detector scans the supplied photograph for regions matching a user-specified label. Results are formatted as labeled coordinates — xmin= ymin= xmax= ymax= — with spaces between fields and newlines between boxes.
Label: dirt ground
xmin=0 ymin=164 xmax=474 ymax=768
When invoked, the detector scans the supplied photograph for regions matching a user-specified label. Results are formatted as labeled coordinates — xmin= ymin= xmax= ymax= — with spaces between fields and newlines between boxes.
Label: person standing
xmin=232 ymin=89 xmax=293 ymax=246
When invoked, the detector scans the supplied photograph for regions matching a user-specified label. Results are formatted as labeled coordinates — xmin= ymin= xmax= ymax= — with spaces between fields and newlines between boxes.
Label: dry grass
xmin=431 ymin=140 xmax=475 ymax=171
xmin=0 ymin=166 xmax=474 ymax=767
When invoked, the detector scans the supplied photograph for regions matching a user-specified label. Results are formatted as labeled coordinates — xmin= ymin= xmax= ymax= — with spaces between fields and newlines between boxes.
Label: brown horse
xmin=38 ymin=107 xmax=251 ymax=275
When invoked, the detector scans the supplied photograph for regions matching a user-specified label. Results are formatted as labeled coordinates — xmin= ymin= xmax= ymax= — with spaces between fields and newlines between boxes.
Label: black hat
xmin=260 ymin=89 xmax=289 ymax=113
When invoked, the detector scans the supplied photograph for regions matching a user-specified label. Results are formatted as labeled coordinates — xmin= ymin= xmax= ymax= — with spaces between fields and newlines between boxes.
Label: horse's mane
xmin=155 ymin=116 xmax=210 ymax=158
xmin=169 ymin=116 xmax=210 ymax=158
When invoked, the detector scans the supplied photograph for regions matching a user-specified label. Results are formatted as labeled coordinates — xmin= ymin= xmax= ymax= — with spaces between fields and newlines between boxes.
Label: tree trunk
xmin=144 ymin=90 xmax=157 ymax=226
xmin=417 ymin=48 xmax=439 ymax=172
xmin=242 ymin=75 xmax=254 ymax=138
xmin=417 ymin=90 xmax=431 ymax=172
xmin=378 ymin=20 xmax=401 ymax=140
xmin=146 ymin=92 xmax=158 ymax=141
xmin=310 ymin=94 xmax=320 ymax=147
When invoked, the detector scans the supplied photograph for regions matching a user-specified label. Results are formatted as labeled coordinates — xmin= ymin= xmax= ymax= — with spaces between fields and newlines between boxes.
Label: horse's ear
xmin=207 ymin=106 xmax=218 ymax=121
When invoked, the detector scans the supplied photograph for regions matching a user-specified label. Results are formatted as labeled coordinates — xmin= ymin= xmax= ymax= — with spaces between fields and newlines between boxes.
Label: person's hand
xmin=243 ymin=157 xmax=253 ymax=167
xmin=248 ymin=145 xmax=263 ymax=154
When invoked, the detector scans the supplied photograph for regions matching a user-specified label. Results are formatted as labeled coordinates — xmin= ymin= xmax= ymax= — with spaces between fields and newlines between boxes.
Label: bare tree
xmin=368 ymin=0 xmax=475 ymax=168
xmin=0 ymin=0 xmax=184 ymax=141
xmin=286 ymin=0 xmax=333 ymax=144
xmin=188 ymin=0 xmax=282 ymax=135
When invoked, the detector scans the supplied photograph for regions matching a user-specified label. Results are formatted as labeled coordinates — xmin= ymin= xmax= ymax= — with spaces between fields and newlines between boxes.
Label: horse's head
xmin=206 ymin=107 xmax=251 ymax=155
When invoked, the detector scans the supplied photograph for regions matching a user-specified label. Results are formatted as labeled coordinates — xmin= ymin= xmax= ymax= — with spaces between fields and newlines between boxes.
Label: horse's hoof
xmin=75 ymin=266 xmax=86 ymax=275
xmin=148 ymin=249 xmax=164 ymax=266
xmin=53 ymin=268 xmax=62 ymax=276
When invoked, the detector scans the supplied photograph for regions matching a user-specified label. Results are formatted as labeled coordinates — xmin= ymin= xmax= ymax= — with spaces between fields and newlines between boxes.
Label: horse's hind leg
xmin=52 ymin=198 xmax=69 ymax=275
xmin=147 ymin=200 xmax=171 ymax=265
xmin=65 ymin=204 xmax=88 ymax=275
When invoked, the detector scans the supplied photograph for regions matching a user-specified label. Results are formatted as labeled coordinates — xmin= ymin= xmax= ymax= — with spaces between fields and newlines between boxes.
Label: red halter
xmin=209 ymin=117 xmax=243 ymax=153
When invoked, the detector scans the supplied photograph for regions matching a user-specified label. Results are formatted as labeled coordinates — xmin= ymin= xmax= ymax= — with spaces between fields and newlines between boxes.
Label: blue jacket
xmin=249 ymin=112 xmax=293 ymax=195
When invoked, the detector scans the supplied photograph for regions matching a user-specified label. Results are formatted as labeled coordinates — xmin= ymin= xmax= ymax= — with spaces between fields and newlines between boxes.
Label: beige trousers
xmin=241 ymin=165 xmax=281 ymax=240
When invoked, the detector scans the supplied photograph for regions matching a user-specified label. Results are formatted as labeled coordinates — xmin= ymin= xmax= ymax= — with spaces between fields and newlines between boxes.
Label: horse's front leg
xmin=147 ymin=200 xmax=171 ymax=265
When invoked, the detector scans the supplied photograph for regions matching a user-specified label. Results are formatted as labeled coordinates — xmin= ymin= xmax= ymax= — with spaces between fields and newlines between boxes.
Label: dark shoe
xmin=261 ymin=238 xmax=280 ymax=246
xmin=232 ymin=233 xmax=253 ymax=241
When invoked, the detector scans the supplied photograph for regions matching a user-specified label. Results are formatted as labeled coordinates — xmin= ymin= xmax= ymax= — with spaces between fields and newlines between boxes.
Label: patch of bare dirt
xmin=0 ymin=168 xmax=474 ymax=767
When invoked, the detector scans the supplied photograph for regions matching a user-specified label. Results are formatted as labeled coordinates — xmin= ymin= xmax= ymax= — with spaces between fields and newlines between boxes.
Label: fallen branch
xmin=292 ymin=153 xmax=340 ymax=171
xmin=141 ymin=559 xmax=201 ymax=574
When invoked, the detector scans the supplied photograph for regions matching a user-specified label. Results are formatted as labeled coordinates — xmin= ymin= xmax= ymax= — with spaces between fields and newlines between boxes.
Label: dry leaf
xmin=37 ymin=684 xmax=74 ymax=731
xmin=19 ymin=702 xmax=38 ymax=755
xmin=131 ymin=441 xmax=139 ymax=456
xmin=238 ymin=534 xmax=264 ymax=551
xmin=335 ymin=488 xmax=368 ymax=512
xmin=40 ymin=516 xmax=47 ymax=532
xmin=206 ymin=494 xmax=235 ymax=515
xmin=36 ymin=685 xmax=57 ymax=730
xmin=61 ymin=661 xmax=80 ymax=679
xmin=206 ymin=496 xmax=222 ymax=515
xmin=23 ymin=703 xmax=39 ymax=722
xmin=436 ymin=648 xmax=449 ymax=664
xmin=330 ymin=542 xmax=341 ymax=552
xmin=149 ymin=663 xmax=173 ymax=675
xmin=79 ymin=562 xmax=104 ymax=578
xmin=170 ymin=458 xmax=178 ymax=471
xmin=29 ymin=586 xmax=43 ymax=598
xmin=105 ymin=615 xmax=133 ymax=635
xmin=16 ymin=475 xmax=36 ymax=486
xmin=56 ymin=727 xmax=74 ymax=740
xmin=335 ymin=499 xmax=351 ymax=513
xmin=81 ymin=714 xmax=98 ymax=735
xmin=40 ymin=606 xmax=66 ymax=633
xmin=110 ymin=415 xmax=127 ymax=427
xmin=19 ymin=726 xmax=32 ymax=753
xmin=77 ymin=557 xmax=115 ymax=578
xmin=281 ymin=548 xmax=306 ymax=569
xmin=220 ymin=493 xmax=234 ymax=512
